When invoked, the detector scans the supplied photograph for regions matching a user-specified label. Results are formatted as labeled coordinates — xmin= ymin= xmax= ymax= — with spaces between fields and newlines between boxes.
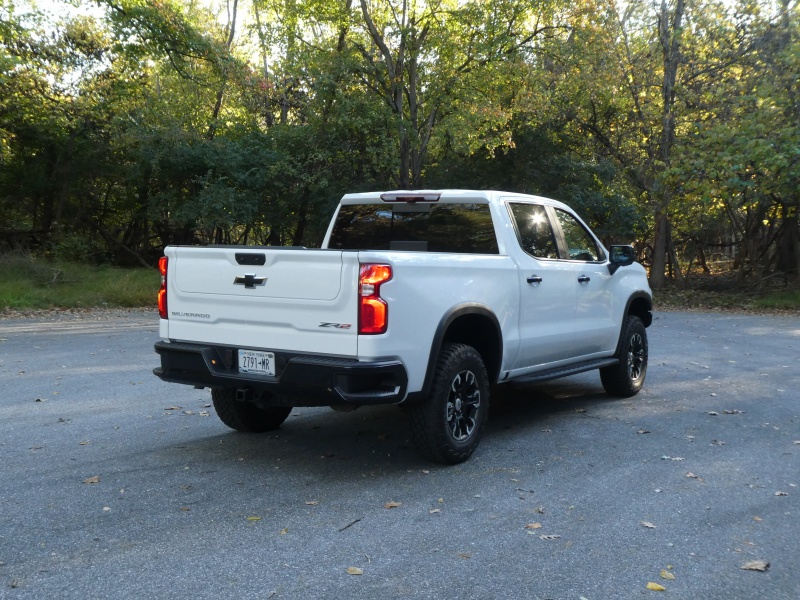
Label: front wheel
xmin=211 ymin=389 xmax=292 ymax=433
xmin=600 ymin=315 xmax=648 ymax=397
xmin=410 ymin=343 xmax=490 ymax=464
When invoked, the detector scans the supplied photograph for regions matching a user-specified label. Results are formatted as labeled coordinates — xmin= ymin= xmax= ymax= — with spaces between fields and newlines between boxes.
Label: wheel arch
xmin=413 ymin=304 xmax=503 ymax=400
xmin=626 ymin=292 xmax=653 ymax=328
xmin=611 ymin=292 xmax=653 ymax=358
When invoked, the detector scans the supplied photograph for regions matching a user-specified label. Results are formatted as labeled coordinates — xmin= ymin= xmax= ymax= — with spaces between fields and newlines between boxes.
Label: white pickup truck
xmin=154 ymin=189 xmax=652 ymax=463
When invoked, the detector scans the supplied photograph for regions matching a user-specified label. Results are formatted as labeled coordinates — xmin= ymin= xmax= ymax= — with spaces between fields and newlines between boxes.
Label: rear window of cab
xmin=329 ymin=203 xmax=499 ymax=254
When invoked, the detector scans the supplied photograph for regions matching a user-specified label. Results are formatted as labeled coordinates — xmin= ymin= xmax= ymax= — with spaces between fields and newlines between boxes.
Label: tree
xmin=667 ymin=0 xmax=800 ymax=281
xmin=353 ymin=0 xmax=566 ymax=188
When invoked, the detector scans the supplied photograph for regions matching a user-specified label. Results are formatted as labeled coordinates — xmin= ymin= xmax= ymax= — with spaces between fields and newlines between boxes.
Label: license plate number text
xmin=238 ymin=350 xmax=275 ymax=376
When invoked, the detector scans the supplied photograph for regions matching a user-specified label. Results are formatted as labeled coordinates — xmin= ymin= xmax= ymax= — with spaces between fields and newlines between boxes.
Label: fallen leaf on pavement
xmin=384 ymin=501 xmax=402 ymax=509
xmin=83 ymin=475 xmax=100 ymax=484
xmin=279 ymin=528 xmax=288 ymax=535
xmin=524 ymin=523 xmax=543 ymax=530
xmin=246 ymin=516 xmax=262 ymax=521
xmin=660 ymin=570 xmax=676 ymax=580
xmin=429 ymin=508 xmax=441 ymax=514
xmin=741 ymin=560 xmax=770 ymax=572
xmin=637 ymin=429 xmax=651 ymax=434
xmin=707 ymin=411 xmax=718 ymax=416
xmin=640 ymin=521 xmax=657 ymax=529
xmin=346 ymin=567 xmax=364 ymax=575
xmin=164 ymin=406 xmax=181 ymax=411
xmin=646 ymin=582 xmax=666 ymax=591
xmin=305 ymin=500 xmax=319 ymax=506
xmin=753 ymin=516 xmax=762 ymax=522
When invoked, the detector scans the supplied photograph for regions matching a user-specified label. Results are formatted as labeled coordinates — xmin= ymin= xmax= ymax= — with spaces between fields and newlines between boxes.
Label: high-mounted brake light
xmin=359 ymin=264 xmax=392 ymax=334
xmin=380 ymin=192 xmax=441 ymax=203
xmin=158 ymin=256 xmax=168 ymax=320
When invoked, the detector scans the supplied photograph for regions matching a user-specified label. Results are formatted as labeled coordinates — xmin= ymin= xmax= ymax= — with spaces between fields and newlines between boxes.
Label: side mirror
xmin=608 ymin=245 xmax=636 ymax=275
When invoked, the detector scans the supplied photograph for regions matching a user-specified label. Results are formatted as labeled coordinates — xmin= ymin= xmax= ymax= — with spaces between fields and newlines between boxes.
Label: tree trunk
xmin=650 ymin=206 xmax=669 ymax=288
xmin=776 ymin=204 xmax=799 ymax=281
xmin=649 ymin=0 xmax=685 ymax=289
xmin=206 ymin=0 xmax=238 ymax=140
xmin=667 ymin=218 xmax=684 ymax=286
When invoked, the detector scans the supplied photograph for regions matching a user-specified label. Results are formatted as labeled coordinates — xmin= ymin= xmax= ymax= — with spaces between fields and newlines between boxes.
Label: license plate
xmin=238 ymin=350 xmax=275 ymax=376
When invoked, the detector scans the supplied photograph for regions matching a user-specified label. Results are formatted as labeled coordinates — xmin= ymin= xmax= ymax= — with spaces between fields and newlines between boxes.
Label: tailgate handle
xmin=236 ymin=253 xmax=266 ymax=266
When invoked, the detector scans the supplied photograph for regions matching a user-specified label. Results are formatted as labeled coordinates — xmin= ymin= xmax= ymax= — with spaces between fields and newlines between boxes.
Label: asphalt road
xmin=0 ymin=309 xmax=798 ymax=600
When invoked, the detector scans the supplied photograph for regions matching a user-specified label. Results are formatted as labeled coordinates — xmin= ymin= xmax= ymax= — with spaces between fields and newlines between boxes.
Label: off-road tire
xmin=410 ymin=343 xmax=490 ymax=464
xmin=211 ymin=389 xmax=292 ymax=432
xmin=600 ymin=315 xmax=648 ymax=397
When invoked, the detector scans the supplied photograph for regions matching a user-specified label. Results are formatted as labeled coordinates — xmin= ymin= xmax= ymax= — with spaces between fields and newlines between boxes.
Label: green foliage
xmin=755 ymin=289 xmax=800 ymax=310
xmin=0 ymin=0 xmax=797 ymax=291
xmin=51 ymin=234 xmax=107 ymax=264
xmin=427 ymin=124 xmax=647 ymax=244
xmin=0 ymin=254 xmax=158 ymax=309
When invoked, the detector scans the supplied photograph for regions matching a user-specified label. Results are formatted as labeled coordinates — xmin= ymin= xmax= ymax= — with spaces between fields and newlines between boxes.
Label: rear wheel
xmin=211 ymin=389 xmax=292 ymax=432
xmin=600 ymin=315 xmax=648 ymax=397
xmin=410 ymin=343 xmax=490 ymax=464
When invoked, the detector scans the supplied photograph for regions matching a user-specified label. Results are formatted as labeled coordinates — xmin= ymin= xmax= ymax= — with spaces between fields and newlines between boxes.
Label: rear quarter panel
xmin=355 ymin=250 xmax=520 ymax=394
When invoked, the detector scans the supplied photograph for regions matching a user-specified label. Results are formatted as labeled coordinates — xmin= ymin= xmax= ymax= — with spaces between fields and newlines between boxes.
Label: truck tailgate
xmin=163 ymin=247 xmax=360 ymax=356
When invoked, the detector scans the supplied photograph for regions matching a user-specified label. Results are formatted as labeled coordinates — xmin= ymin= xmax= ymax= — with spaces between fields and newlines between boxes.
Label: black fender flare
xmin=409 ymin=303 xmax=503 ymax=402
xmin=612 ymin=292 xmax=653 ymax=358
xmin=624 ymin=291 xmax=653 ymax=327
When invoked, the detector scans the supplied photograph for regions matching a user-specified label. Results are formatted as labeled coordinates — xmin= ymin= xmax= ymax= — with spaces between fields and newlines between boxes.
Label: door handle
xmin=527 ymin=275 xmax=543 ymax=284
xmin=578 ymin=275 xmax=591 ymax=284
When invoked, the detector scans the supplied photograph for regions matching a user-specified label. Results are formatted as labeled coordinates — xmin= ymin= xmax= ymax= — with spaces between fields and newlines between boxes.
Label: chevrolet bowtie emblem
xmin=233 ymin=274 xmax=267 ymax=289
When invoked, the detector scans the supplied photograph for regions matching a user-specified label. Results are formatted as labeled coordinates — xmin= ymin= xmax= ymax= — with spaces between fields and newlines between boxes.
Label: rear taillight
xmin=359 ymin=264 xmax=392 ymax=334
xmin=158 ymin=256 xmax=168 ymax=319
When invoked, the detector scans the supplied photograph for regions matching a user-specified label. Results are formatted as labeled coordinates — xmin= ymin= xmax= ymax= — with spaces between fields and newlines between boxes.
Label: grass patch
xmin=653 ymin=274 xmax=800 ymax=314
xmin=754 ymin=289 xmax=800 ymax=310
xmin=0 ymin=255 xmax=158 ymax=310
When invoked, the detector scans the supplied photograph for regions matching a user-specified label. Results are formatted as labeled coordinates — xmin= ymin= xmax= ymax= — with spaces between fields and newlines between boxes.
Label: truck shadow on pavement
xmin=150 ymin=375 xmax=616 ymax=474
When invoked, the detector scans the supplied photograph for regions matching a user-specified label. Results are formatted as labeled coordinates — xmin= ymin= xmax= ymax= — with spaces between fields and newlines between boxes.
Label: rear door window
xmin=329 ymin=203 xmax=499 ymax=254
xmin=507 ymin=203 xmax=559 ymax=259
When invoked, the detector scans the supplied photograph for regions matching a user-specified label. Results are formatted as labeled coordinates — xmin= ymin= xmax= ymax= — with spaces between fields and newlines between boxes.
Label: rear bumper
xmin=153 ymin=341 xmax=408 ymax=406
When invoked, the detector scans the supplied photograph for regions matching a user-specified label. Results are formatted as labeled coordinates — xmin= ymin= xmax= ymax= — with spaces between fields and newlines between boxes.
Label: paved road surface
xmin=0 ymin=310 xmax=798 ymax=599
